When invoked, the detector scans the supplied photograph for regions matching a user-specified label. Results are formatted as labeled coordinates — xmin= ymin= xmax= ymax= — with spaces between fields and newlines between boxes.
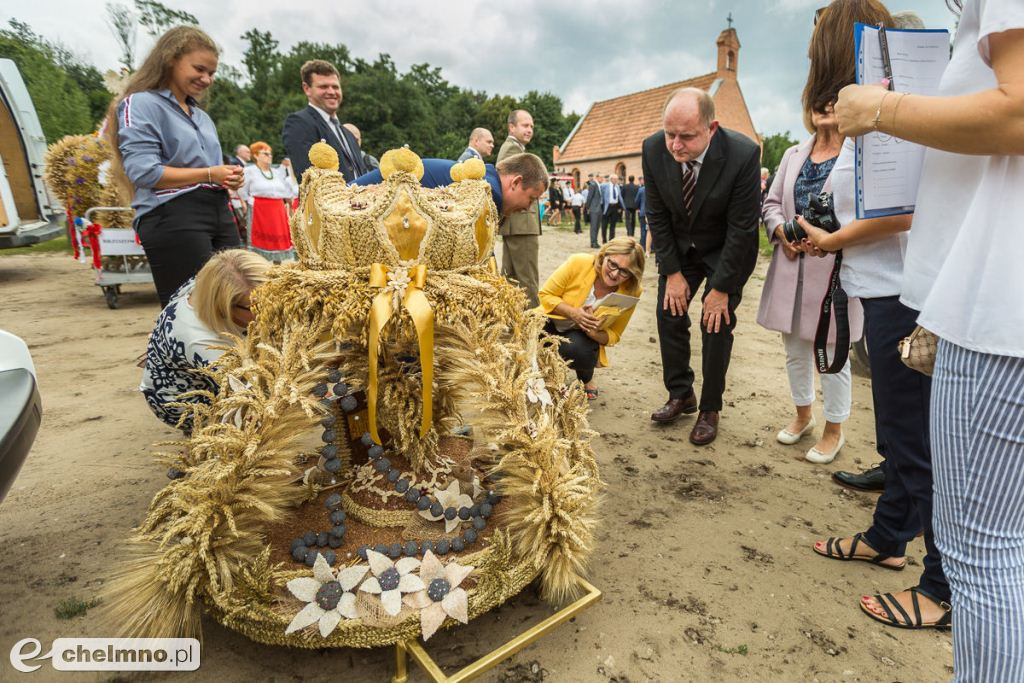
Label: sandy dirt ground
xmin=0 ymin=226 xmax=953 ymax=682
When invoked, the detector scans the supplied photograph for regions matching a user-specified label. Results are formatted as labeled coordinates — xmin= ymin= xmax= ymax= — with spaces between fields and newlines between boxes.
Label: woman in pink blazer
xmin=757 ymin=106 xmax=863 ymax=464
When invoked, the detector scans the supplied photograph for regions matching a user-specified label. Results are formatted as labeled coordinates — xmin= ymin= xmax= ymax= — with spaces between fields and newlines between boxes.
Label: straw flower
xmin=284 ymin=554 xmax=368 ymax=637
xmin=359 ymin=549 xmax=424 ymax=616
xmin=404 ymin=550 xmax=474 ymax=640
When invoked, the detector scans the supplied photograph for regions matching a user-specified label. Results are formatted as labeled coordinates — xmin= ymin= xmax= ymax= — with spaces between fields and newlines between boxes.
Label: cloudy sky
xmin=5 ymin=0 xmax=958 ymax=139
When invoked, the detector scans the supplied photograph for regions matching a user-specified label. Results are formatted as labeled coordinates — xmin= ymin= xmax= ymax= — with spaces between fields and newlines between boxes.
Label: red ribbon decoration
xmin=67 ymin=208 xmax=80 ymax=260
xmin=82 ymin=223 xmax=103 ymax=269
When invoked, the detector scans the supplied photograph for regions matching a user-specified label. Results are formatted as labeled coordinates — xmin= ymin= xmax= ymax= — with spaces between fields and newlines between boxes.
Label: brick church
xmin=552 ymin=25 xmax=759 ymax=186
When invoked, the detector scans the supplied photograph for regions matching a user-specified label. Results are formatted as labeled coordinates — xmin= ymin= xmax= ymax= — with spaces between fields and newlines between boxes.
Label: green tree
xmin=0 ymin=20 xmax=94 ymax=142
xmin=518 ymin=90 xmax=575 ymax=169
xmin=105 ymin=2 xmax=136 ymax=71
xmin=477 ymin=94 xmax=518 ymax=154
xmin=760 ymin=131 xmax=800 ymax=174
xmin=134 ymin=0 xmax=198 ymax=37
xmin=240 ymin=29 xmax=284 ymax=147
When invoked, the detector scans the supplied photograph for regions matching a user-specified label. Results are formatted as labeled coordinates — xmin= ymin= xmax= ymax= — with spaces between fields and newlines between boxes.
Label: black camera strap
xmin=813 ymin=250 xmax=851 ymax=374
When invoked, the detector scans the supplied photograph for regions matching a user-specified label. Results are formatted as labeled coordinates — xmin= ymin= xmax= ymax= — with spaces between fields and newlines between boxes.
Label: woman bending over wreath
xmin=537 ymin=236 xmax=645 ymax=400
xmin=140 ymin=249 xmax=269 ymax=433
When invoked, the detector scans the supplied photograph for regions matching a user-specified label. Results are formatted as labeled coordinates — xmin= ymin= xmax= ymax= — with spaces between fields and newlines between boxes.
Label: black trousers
xmin=136 ymin=188 xmax=241 ymax=307
xmin=623 ymin=208 xmax=637 ymax=237
xmin=571 ymin=206 xmax=582 ymax=233
xmin=601 ymin=208 xmax=620 ymax=243
xmin=656 ymin=258 xmax=741 ymax=411
xmin=544 ymin=320 xmax=599 ymax=384
xmin=861 ymin=296 xmax=949 ymax=602
xmin=588 ymin=208 xmax=603 ymax=247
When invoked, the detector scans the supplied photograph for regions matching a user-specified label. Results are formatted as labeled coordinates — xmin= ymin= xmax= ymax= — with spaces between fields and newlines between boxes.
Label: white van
xmin=0 ymin=58 xmax=64 ymax=248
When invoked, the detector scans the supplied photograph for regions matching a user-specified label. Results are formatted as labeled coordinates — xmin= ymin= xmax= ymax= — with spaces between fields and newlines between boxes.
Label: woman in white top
xmin=833 ymin=0 xmax=1024 ymax=677
xmin=798 ymin=0 xmax=952 ymax=636
xmin=141 ymin=249 xmax=270 ymax=434
xmin=238 ymin=141 xmax=298 ymax=263
xmin=569 ymin=187 xmax=584 ymax=234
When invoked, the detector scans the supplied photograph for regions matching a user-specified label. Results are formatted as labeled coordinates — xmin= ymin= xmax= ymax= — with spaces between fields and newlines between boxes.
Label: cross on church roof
xmin=727 ymin=12 xmax=734 ymax=29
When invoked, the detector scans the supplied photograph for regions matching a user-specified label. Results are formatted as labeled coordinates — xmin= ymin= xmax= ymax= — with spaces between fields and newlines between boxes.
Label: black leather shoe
xmin=832 ymin=465 xmax=885 ymax=492
xmin=650 ymin=393 xmax=698 ymax=423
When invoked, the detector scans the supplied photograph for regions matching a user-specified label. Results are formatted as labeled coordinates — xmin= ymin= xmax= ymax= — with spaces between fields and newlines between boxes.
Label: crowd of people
xmin=103 ymin=0 xmax=1023 ymax=676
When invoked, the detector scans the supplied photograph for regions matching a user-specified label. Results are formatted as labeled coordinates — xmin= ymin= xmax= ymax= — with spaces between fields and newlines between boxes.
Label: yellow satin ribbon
xmin=367 ymin=263 xmax=434 ymax=444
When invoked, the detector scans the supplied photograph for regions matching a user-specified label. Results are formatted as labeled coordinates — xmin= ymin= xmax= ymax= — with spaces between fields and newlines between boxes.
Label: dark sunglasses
xmin=814 ymin=6 xmax=827 ymax=25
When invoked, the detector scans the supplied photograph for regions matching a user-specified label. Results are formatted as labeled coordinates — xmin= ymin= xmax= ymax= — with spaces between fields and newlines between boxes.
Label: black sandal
xmin=812 ymin=532 xmax=907 ymax=570
xmin=860 ymin=587 xmax=952 ymax=630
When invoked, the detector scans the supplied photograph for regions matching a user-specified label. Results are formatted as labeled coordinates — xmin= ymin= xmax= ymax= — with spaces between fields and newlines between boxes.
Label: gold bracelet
xmin=872 ymin=92 xmax=891 ymax=131
xmin=207 ymin=167 xmax=212 ymax=184
xmin=891 ymin=93 xmax=908 ymax=133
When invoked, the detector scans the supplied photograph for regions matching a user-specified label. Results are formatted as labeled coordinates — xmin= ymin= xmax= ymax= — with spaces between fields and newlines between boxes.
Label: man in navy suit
xmin=283 ymin=60 xmax=368 ymax=182
xmin=354 ymin=153 xmax=548 ymax=218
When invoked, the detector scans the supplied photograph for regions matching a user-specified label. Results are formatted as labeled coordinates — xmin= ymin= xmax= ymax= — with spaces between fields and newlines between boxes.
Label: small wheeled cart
xmin=75 ymin=207 xmax=151 ymax=309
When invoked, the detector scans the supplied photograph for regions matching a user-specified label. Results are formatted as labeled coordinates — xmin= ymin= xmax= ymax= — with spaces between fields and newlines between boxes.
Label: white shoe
xmin=776 ymin=418 xmax=816 ymax=445
xmin=805 ymin=433 xmax=846 ymax=464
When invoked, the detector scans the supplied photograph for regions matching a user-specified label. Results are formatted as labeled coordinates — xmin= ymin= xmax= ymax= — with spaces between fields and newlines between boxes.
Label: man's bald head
xmin=662 ymin=87 xmax=718 ymax=163
xmin=468 ymin=127 xmax=495 ymax=156
xmin=663 ymin=87 xmax=715 ymax=126
xmin=342 ymin=122 xmax=362 ymax=145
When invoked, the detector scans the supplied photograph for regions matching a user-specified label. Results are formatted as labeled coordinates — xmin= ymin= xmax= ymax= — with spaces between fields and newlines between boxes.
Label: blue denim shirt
xmin=117 ymin=89 xmax=224 ymax=223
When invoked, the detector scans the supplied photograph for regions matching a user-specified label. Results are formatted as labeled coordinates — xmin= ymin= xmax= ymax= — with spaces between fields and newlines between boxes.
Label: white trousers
xmin=781 ymin=332 xmax=852 ymax=423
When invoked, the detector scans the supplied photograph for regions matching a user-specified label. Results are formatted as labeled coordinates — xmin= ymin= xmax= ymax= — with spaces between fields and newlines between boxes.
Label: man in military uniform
xmin=496 ymin=109 xmax=543 ymax=307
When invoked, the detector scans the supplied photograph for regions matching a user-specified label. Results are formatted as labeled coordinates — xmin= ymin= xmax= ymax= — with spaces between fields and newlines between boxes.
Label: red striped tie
xmin=681 ymin=161 xmax=697 ymax=215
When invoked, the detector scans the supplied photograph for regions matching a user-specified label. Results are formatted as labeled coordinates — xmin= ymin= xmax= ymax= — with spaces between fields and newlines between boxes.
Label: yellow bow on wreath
xmin=367 ymin=263 xmax=434 ymax=444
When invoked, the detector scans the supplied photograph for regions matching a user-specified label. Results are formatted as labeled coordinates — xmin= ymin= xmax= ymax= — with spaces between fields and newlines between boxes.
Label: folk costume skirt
xmin=249 ymin=196 xmax=294 ymax=261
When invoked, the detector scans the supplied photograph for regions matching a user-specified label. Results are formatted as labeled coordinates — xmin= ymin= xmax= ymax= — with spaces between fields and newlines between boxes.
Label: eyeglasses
xmin=814 ymin=6 xmax=827 ymax=25
xmin=605 ymin=259 xmax=631 ymax=279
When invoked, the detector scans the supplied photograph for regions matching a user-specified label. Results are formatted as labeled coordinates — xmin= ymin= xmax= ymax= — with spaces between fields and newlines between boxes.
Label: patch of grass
xmin=715 ymin=643 xmax=749 ymax=656
xmin=0 ymin=235 xmax=72 ymax=257
xmin=54 ymin=596 xmax=99 ymax=620
xmin=758 ymin=225 xmax=773 ymax=258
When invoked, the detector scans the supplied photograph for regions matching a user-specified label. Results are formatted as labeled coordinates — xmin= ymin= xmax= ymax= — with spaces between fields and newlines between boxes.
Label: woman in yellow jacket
xmin=537 ymin=237 xmax=645 ymax=399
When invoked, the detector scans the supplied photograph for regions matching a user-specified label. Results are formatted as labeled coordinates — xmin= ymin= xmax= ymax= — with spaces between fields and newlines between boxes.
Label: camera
xmin=781 ymin=191 xmax=839 ymax=243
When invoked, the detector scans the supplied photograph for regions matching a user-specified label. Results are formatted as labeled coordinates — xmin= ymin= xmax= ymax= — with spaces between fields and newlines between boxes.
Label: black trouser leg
xmin=656 ymin=271 xmax=699 ymax=399
xmin=136 ymin=189 xmax=240 ymax=307
xmin=572 ymin=207 xmax=581 ymax=233
xmin=588 ymin=209 xmax=602 ymax=247
xmin=545 ymin=321 xmax=599 ymax=384
xmin=861 ymin=297 xmax=949 ymax=602
xmin=624 ymin=208 xmax=636 ymax=237
xmin=696 ymin=282 xmax=741 ymax=412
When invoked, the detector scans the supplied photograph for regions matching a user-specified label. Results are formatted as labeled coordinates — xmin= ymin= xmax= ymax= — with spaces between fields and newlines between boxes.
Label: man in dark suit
xmin=283 ymin=60 xmax=368 ymax=183
xmin=584 ymin=173 xmax=603 ymax=248
xmin=600 ymin=173 xmax=622 ymax=243
xmin=620 ymin=175 xmax=640 ymax=237
xmin=643 ymin=87 xmax=760 ymax=446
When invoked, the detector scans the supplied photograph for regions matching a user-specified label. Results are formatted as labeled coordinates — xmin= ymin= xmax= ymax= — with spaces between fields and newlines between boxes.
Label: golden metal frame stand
xmin=392 ymin=578 xmax=601 ymax=683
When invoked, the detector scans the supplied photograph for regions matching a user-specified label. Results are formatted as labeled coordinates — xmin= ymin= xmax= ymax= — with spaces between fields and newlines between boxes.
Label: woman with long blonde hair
xmin=105 ymin=25 xmax=243 ymax=307
xmin=140 ymin=249 xmax=270 ymax=433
